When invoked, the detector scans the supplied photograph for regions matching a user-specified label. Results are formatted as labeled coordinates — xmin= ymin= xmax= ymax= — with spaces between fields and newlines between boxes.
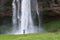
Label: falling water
xmin=12 ymin=0 xmax=21 ymax=34
xmin=11 ymin=0 xmax=44 ymax=34
xmin=12 ymin=0 xmax=17 ymax=33
xmin=20 ymin=0 xmax=35 ymax=34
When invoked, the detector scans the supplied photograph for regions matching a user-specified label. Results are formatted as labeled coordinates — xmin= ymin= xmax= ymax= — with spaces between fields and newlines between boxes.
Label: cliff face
xmin=0 ymin=0 xmax=12 ymax=17
xmin=38 ymin=0 xmax=60 ymax=22
xmin=0 ymin=0 xmax=60 ymax=23
xmin=0 ymin=0 xmax=60 ymax=33
xmin=0 ymin=0 xmax=12 ymax=25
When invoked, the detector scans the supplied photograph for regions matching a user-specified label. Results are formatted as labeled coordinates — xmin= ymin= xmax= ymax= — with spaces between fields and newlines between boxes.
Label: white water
xmin=12 ymin=0 xmax=17 ymax=33
xmin=11 ymin=0 xmax=44 ymax=34
xmin=20 ymin=0 xmax=35 ymax=34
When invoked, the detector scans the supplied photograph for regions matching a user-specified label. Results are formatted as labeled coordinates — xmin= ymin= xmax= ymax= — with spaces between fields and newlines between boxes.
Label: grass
xmin=43 ymin=20 xmax=60 ymax=32
xmin=0 ymin=32 xmax=60 ymax=40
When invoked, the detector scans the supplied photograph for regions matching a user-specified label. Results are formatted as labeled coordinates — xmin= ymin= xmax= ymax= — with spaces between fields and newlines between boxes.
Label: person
xmin=23 ymin=29 xmax=25 ymax=34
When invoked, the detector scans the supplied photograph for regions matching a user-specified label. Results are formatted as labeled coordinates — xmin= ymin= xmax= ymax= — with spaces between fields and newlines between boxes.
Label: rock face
xmin=0 ymin=0 xmax=60 ymax=23
xmin=0 ymin=0 xmax=12 ymax=16
xmin=0 ymin=0 xmax=12 ymax=26
xmin=0 ymin=0 xmax=60 ymax=34
xmin=38 ymin=0 xmax=60 ymax=22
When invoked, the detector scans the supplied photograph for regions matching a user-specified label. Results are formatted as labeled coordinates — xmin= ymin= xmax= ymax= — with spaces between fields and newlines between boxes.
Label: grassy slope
xmin=0 ymin=32 xmax=60 ymax=40
xmin=43 ymin=20 xmax=60 ymax=31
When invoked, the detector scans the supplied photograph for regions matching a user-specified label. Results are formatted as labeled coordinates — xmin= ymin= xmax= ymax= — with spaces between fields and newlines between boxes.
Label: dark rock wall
xmin=0 ymin=0 xmax=60 ymax=24
xmin=0 ymin=0 xmax=12 ymax=25
xmin=38 ymin=0 xmax=60 ymax=23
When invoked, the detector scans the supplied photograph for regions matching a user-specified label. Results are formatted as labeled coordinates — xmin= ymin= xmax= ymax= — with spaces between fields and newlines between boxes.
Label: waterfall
xmin=12 ymin=0 xmax=17 ymax=33
xmin=11 ymin=0 xmax=21 ymax=34
xmin=11 ymin=0 xmax=44 ymax=34
xmin=20 ymin=0 xmax=35 ymax=34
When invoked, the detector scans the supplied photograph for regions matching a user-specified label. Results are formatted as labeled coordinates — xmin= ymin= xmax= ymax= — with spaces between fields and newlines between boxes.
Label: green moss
xmin=0 ymin=25 xmax=12 ymax=33
xmin=43 ymin=20 xmax=60 ymax=32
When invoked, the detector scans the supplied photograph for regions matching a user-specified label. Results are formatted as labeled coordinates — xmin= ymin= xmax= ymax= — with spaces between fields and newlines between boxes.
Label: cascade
xmin=12 ymin=0 xmax=44 ymax=34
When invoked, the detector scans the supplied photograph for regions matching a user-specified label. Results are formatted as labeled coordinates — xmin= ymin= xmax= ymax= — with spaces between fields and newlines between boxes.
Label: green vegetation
xmin=43 ymin=20 xmax=60 ymax=32
xmin=0 ymin=25 xmax=12 ymax=33
xmin=0 ymin=32 xmax=60 ymax=40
